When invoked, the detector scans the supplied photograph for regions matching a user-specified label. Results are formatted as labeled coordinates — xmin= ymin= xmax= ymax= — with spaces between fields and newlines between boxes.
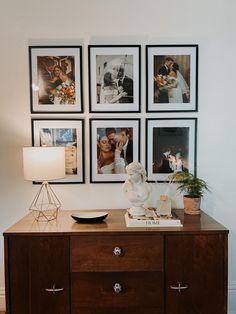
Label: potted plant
xmin=169 ymin=171 xmax=209 ymax=215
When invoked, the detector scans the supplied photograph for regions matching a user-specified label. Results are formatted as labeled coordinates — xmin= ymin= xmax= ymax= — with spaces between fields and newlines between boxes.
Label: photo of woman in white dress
xmin=96 ymin=55 xmax=134 ymax=105
xmin=97 ymin=135 xmax=126 ymax=174
xmin=167 ymin=62 xmax=190 ymax=103
xmin=37 ymin=56 xmax=76 ymax=105
xmin=99 ymin=71 xmax=127 ymax=104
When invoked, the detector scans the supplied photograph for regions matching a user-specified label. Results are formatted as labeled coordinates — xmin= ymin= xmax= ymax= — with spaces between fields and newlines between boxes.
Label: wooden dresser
xmin=3 ymin=209 xmax=228 ymax=314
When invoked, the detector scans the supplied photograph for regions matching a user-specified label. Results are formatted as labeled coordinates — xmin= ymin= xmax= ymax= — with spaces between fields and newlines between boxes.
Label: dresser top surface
xmin=3 ymin=209 xmax=228 ymax=236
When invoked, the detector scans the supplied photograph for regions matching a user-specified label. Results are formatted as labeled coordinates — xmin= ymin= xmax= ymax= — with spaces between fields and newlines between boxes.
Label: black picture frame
xmin=32 ymin=118 xmax=85 ymax=184
xmin=146 ymin=118 xmax=197 ymax=182
xmin=29 ymin=45 xmax=83 ymax=113
xmin=88 ymin=45 xmax=141 ymax=113
xmin=146 ymin=44 xmax=198 ymax=112
xmin=90 ymin=118 xmax=140 ymax=183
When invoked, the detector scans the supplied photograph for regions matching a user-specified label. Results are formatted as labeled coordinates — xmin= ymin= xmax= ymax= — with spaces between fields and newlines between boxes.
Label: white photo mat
xmin=90 ymin=119 xmax=140 ymax=182
xmin=29 ymin=46 xmax=83 ymax=113
xmin=146 ymin=118 xmax=197 ymax=182
xmin=32 ymin=119 xmax=84 ymax=183
xmin=89 ymin=45 xmax=140 ymax=112
xmin=146 ymin=45 xmax=198 ymax=112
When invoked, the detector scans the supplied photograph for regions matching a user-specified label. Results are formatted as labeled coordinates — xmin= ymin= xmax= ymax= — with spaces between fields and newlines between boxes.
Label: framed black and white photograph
xmin=146 ymin=118 xmax=197 ymax=182
xmin=88 ymin=45 xmax=141 ymax=113
xmin=29 ymin=46 xmax=83 ymax=113
xmin=90 ymin=118 xmax=140 ymax=183
xmin=146 ymin=45 xmax=198 ymax=112
xmin=32 ymin=118 xmax=85 ymax=183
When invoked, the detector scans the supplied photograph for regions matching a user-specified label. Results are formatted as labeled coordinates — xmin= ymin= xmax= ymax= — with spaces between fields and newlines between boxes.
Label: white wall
xmin=0 ymin=0 xmax=236 ymax=312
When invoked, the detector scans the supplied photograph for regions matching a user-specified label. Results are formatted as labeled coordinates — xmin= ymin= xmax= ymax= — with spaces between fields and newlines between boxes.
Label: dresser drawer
xmin=71 ymin=272 xmax=163 ymax=312
xmin=71 ymin=235 xmax=163 ymax=272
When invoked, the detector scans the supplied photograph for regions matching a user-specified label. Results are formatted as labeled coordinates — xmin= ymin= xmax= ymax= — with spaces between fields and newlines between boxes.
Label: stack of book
xmin=125 ymin=208 xmax=183 ymax=227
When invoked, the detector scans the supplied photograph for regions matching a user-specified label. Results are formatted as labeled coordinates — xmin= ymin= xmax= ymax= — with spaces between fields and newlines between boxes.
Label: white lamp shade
xmin=23 ymin=147 xmax=65 ymax=181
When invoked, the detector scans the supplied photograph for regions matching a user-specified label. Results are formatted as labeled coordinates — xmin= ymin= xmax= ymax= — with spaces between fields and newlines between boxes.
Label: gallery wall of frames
xmin=29 ymin=44 xmax=198 ymax=184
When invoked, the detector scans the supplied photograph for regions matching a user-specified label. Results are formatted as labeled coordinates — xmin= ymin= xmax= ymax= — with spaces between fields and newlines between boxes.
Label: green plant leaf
xmin=168 ymin=171 xmax=210 ymax=198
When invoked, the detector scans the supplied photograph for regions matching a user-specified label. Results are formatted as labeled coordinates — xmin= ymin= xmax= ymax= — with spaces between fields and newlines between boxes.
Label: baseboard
xmin=0 ymin=288 xmax=5 ymax=311
xmin=228 ymin=281 xmax=236 ymax=314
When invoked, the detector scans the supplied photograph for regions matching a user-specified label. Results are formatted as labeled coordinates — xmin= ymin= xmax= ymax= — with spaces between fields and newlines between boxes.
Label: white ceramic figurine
xmin=123 ymin=162 xmax=151 ymax=216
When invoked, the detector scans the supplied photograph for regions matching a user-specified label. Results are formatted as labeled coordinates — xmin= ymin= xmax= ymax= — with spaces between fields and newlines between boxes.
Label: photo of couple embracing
xmin=97 ymin=127 xmax=133 ymax=175
xmin=153 ymin=55 xmax=190 ymax=104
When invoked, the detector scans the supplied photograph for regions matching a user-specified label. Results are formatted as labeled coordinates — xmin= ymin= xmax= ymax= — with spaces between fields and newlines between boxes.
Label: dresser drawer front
xmin=71 ymin=235 xmax=163 ymax=272
xmin=71 ymin=272 xmax=163 ymax=310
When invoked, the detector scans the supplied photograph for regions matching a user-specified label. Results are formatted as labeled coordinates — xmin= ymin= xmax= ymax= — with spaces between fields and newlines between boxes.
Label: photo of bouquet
xmin=54 ymin=81 xmax=76 ymax=105
xmin=154 ymin=74 xmax=170 ymax=90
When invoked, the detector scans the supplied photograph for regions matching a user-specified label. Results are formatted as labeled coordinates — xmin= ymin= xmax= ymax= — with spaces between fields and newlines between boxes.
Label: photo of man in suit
xmin=117 ymin=64 xmax=133 ymax=103
xmin=155 ymin=56 xmax=174 ymax=103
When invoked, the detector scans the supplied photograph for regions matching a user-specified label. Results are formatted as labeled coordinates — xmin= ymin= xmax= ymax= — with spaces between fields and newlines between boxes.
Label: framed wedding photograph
xmin=146 ymin=118 xmax=197 ymax=182
xmin=88 ymin=45 xmax=141 ymax=113
xmin=29 ymin=46 xmax=83 ymax=113
xmin=32 ymin=118 xmax=85 ymax=183
xmin=90 ymin=118 xmax=140 ymax=183
xmin=146 ymin=45 xmax=198 ymax=112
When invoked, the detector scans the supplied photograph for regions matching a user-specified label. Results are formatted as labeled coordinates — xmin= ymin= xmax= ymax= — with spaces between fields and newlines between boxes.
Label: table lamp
xmin=23 ymin=146 xmax=65 ymax=222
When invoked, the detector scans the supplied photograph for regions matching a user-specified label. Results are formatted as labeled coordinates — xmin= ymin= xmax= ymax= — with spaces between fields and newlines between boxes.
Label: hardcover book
xmin=125 ymin=209 xmax=183 ymax=227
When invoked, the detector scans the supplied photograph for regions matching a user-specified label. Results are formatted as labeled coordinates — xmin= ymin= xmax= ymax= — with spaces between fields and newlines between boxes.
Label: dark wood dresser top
xmin=3 ymin=209 xmax=228 ymax=236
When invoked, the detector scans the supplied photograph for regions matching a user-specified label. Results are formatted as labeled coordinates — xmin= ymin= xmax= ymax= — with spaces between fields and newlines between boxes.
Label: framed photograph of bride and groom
xmin=90 ymin=118 xmax=140 ymax=183
xmin=146 ymin=118 xmax=197 ymax=182
xmin=146 ymin=44 xmax=198 ymax=112
xmin=29 ymin=46 xmax=83 ymax=113
xmin=88 ymin=45 xmax=141 ymax=113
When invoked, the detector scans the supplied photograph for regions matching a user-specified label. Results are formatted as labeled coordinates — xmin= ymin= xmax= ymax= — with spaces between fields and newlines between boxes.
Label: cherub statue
xmin=123 ymin=162 xmax=151 ymax=216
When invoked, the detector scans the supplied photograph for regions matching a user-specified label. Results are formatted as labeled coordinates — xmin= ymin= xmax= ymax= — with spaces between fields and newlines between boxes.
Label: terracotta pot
xmin=183 ymin=196 xmax=201 ymax=215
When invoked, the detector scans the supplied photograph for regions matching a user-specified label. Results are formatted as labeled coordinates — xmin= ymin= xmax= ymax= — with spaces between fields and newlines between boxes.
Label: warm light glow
xmin=23 ymin=147 xmax=65 ymax=181
xmin=32 ymin=83 xmax=39 ymax=91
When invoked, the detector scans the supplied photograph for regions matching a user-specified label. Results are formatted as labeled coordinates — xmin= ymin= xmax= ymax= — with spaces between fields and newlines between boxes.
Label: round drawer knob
xmin=113 ymin=246 xmax=122 ymax=256
xmin=113 ymin=282 xmax=123 ymax=294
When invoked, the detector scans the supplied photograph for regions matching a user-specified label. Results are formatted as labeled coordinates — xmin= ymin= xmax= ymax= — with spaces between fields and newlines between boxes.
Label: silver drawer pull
xmin=113 ymin=282 xmax=123 ymax=294
xmin=45 ymin=283 xmax=64 ymax=294
xmin=113 ymin=246 xmax=122 ymax=256
xmin=170 ymin=282 xmax=188 ymax=293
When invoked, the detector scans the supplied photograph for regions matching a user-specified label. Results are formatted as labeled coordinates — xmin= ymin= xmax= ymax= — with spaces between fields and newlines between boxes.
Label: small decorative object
xmin=71 ymin=211 xmax=108 ymax=223
xmin=169 ymin=170 xmax=209 ymax=215
xmin=23 ymin=146 xmax=65 ymax=222
xmin=156 ymin=195 xmax=171 ymax=216
xmin=123 ymin=162 xmax=151 ymax=216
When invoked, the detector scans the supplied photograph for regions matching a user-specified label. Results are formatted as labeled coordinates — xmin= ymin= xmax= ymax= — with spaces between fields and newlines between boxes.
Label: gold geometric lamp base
xmin=29 ymin=181 xmax=61 ymax=222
